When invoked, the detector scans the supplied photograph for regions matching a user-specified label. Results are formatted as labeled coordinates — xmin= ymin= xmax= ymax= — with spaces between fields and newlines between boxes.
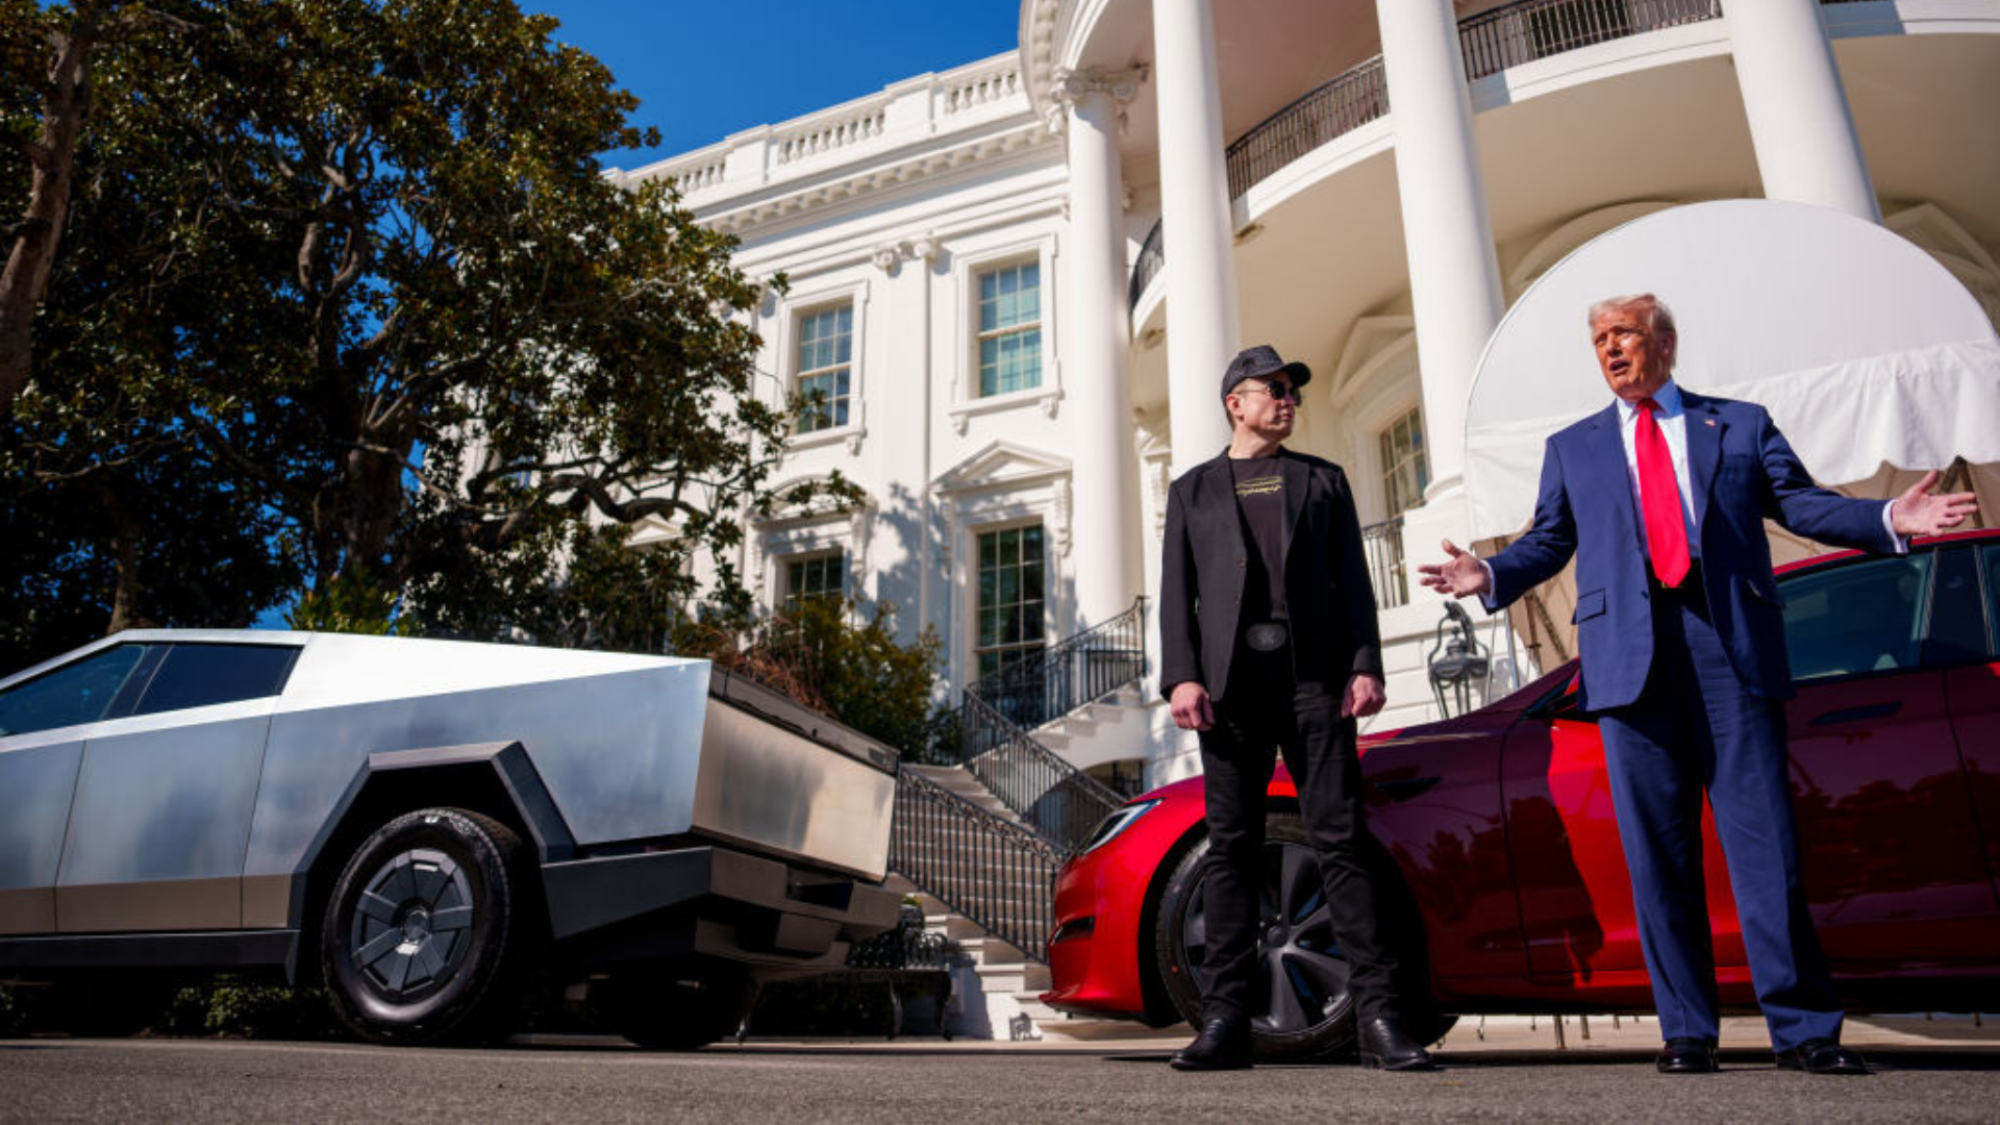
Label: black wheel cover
xmin=346 ymin=847 xmax=477 ymax=1001
xmin=1180 ymin=837 xmax=1352 ymax=1039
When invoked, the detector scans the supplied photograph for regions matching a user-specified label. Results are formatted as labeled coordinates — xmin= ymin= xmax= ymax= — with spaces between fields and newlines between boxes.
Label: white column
xmin=1153 ymin=0 xmax=1238 ymax=479
xmin=1726 ymin=0 xmax=1879 ymax=222
xmin=1374 ymin=0 xmax=1505 ymax=498
xmin=1056 ymin=68 xmax=1145 ymax=627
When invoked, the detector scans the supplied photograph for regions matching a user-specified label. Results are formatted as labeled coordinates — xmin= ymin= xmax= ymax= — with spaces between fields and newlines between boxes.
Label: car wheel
xmin=603 ymin=965 xmax=759 ymax=1050
xmin=321 ymin=808 xmax=540 ymax=1045
xmin=1154 ymin=811 xmax=1456 ymax=1061
xmin=1156 ymin=812 xmax=1363 ymax=1060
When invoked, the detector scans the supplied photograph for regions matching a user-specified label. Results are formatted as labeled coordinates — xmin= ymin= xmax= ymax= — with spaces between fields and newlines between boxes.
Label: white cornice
xmin=698 ymin=119 xmax=1063 ymax=242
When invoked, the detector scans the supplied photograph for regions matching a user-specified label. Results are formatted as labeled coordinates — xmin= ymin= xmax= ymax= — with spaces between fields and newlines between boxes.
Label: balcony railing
xmin=1131 ymin=0 xmax=1790 ymax=312
xmin=1363 ymin=515 xmax=1409 ymax=611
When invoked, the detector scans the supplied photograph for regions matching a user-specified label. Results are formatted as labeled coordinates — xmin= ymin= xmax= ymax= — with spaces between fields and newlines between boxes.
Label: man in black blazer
xmin=1159 ymin=344 xmax=1432 ymax=1072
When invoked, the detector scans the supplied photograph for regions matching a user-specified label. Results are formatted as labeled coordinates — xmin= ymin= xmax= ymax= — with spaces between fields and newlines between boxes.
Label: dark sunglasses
xmin=1240 ymin=380 xmax=1302 ymax=403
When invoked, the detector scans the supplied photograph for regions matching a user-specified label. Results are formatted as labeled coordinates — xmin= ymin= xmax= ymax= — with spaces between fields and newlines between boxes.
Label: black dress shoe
xmin=1775 ymin=1039 xmax=1869 ymax=1075
xmin=1357 ymin=1016 xmax=1436 ymax=1071
xmin=1656 ymin=1038 xmax=1720 ymax=1074
xmin=1171 ymin=1016 xmax=1252 ymax=1071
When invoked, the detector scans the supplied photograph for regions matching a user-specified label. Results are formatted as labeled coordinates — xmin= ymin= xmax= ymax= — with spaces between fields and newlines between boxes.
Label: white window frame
xmin=776 ymin=278 xmax=870 ymax=453
xmin=1377 ymin=405 xmax=1429 ymax=520
xmin=968 ymin=518 xmax=1051 ymax=685
xmin=948 ymin=238 xmax=1061 ymax=432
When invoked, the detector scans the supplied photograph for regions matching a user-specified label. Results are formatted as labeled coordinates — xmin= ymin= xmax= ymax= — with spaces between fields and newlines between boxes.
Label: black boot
xmin=1170 ymin=1015 xmax=1253 ymax=1071
xmin=1357 ymin=1016 xmax=1436 ymax=1071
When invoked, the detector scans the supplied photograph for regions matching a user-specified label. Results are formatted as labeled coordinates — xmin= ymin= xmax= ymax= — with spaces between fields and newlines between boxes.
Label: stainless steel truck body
xmin=0 ymin=630 xmax=901 ymax=1045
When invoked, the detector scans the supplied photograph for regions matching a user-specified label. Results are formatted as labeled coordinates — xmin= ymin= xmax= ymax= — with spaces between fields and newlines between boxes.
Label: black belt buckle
xmin=1245 ymin=622 xmax=1289 ymax=652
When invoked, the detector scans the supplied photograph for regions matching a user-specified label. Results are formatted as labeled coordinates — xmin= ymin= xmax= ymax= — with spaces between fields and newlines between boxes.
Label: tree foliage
xmin=3 ymin=0 xmax=852 ymax=666
xmin=677 ymin=597 xmax=943 ymax=754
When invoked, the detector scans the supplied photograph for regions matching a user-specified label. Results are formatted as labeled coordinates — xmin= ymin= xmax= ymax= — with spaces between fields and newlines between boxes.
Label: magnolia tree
xmin=2 ymin=0 xmax=853 ymax=664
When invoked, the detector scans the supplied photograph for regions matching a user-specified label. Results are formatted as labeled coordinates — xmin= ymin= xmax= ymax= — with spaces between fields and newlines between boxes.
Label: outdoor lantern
xmin=1426 ymin=600 xmax=1491 ymax=720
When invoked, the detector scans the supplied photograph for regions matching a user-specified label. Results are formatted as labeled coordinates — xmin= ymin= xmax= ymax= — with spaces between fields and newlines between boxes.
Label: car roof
xmin=1773 ymin=526 xmax=1999 ymax=577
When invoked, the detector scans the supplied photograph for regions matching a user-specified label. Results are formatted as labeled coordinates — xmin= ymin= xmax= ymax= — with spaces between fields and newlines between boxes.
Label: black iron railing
xmin=957 ymin=692 xmax=1125 ymax=854
xmin=1363 ymin=515 xmax=1408 ymax=610
xmin=1459 ymin=0 xmax=1720 ymax=81
xmin=890 ymin=768 xmax=1061 ymax=963
xmin=1130 ymin=220 xmax=1165 ymax=312
xmin=1131 ymin=0 xmax=1772 ymax=312
xmin=967 ymin=596 xmax=1148 ymax=732
xmin=1225 ymin=55 xmax=1389 ymax=200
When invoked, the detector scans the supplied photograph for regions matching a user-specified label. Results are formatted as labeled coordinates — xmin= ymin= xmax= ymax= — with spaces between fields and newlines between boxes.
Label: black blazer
xmin=1159 ymin=447 xmax=1384 ymax=703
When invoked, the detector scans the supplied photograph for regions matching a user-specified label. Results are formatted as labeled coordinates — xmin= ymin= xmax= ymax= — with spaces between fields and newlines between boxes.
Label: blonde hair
xmin=1587 ymin=293 xmax=1676 ymax=338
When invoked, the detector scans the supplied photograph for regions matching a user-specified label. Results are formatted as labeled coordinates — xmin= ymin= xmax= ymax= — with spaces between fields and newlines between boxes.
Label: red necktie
xmin=1635 ymin=398 xmax=1690 ymax=587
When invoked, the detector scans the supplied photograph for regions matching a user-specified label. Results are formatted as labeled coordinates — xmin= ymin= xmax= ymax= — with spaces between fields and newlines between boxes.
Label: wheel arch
xmin=287 ymin=741 xmax=574 ymax=982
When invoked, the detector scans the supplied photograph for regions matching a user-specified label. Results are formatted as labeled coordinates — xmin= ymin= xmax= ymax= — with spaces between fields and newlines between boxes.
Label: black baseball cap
xmin=1221 ymin=344 xmax=1312 ymax=401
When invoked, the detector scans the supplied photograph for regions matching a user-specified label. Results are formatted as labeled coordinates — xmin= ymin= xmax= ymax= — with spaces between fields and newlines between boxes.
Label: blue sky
xmin=531 ymin=1 xmax=1024 ymax=170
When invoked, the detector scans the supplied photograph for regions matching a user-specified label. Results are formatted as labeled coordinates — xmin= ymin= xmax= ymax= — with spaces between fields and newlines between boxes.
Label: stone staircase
xmin=1021 ymin=686 xmax=1151 ymax=775
xmin=888 ymin=762 xmax=1150 ymax=1042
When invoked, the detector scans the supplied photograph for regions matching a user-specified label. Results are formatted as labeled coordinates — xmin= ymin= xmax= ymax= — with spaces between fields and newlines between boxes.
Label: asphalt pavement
xmin=2 ymin=1017 xmax=1996 ymax=1123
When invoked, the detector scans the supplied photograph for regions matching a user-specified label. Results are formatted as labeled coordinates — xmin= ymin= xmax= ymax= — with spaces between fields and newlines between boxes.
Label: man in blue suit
xmin=1419 ymin=294 xmax=1975 ymax=1076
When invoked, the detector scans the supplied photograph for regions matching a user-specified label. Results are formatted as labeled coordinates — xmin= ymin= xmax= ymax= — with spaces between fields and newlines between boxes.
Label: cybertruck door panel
xmin=56 ymin=709 xmax=272 ymax=932
xmin=0 ymin=735 xmax=85 ymax=934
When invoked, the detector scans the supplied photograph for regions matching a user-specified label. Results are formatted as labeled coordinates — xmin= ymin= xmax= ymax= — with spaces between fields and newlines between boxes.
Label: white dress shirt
xmin=1474 ymin=380 xmax=1900 ymax=608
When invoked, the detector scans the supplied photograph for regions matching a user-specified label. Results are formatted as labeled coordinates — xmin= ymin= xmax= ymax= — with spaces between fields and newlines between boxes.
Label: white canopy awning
xmin=1464 ymin=200 xmax=2000 ymax=540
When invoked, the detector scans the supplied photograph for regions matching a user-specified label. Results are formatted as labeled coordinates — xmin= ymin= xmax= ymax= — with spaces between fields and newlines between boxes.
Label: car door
xmin=1943 ymin=540 xmax=2000 ymax=912
xmin=1780 ymin=546 xmax=2000 ymax=963
xmin=54 ymin=640 xmax=301 ymax=932
xmin=0 ymin=642 xmax=154 ymax=934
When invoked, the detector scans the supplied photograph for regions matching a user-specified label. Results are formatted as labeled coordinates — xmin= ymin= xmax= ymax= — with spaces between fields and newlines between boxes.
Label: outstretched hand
xmin=1417 ymin=538 xmax=1492 ymax=599
xmin=1891 ymin=470 xmax=1978 ymax=538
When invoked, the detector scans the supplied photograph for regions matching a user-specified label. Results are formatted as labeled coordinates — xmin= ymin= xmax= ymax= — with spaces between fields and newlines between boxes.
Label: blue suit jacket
xmin=1486 ymin=391 xmax=1895 ymax=710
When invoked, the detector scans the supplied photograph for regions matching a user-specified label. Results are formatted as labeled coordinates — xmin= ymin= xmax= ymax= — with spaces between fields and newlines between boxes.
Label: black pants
xmin=1196 ymin=646 xmax=1401 ymax=1023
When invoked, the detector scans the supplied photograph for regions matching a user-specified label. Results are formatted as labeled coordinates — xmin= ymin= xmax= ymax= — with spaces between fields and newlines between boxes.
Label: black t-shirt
xmin=1230 ymin=456 xmax=1288 ymax=622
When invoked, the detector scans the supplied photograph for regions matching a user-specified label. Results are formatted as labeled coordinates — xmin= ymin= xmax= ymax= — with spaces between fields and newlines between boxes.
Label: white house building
xmin=618 ymin=0 xmax=2000 ymax=792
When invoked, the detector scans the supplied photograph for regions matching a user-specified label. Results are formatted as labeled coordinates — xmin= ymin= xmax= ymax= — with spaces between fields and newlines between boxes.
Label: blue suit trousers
xmin=1596 ymin=576 xmax=1844 ymax=1051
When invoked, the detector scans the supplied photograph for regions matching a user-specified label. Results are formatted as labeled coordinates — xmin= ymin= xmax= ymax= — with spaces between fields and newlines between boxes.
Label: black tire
xmin=1154 ymin=812 xmax=1453 ymax=1062
xmin=320 ymin=808 xmax=541 ymax=1045
xmin=603 ymin=966 xmax=758 ymax=1051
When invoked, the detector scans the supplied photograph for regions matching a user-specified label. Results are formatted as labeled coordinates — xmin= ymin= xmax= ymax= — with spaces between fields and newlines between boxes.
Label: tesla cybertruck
xmin=0 ymin=630 xmax=901 ymax=1046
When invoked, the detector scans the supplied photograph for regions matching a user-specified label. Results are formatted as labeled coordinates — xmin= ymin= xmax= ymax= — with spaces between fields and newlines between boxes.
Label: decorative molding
xmin=933 ymin=439 xmax=1073 ymax=495
xmin=1051 ymin=476 xmax=1073 ymax=557
xmin=947 ymin=385 xmax=1063 ymax=434
xmin=1051 ymin=64 xmax=1147 ymax=109
xmin=1149 ymin=458 xmax=1172 ymax=540
xmin=871 ymin=242 xmax=903 ymax=273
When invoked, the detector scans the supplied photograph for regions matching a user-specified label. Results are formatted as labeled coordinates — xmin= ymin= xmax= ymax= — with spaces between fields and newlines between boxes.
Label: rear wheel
xmin=1155 ymin=812 xmax=1452 ymax=1061
xmin=603 ymin=966 xmax=759 ymax=1050
xmin=320 ymin=808 xmax=540 ymax=1045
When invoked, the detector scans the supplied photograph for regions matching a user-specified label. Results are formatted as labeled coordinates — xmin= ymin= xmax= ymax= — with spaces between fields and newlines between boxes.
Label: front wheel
xmin=1154 ymin=812 xmax=1452 ymax=1062
xmin=320 ymin=808 xmax=541 ymax=1045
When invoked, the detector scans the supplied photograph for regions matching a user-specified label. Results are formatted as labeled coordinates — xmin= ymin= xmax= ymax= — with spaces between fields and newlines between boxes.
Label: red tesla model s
xmin=1043 ymin=529 xmax=2000 ymax=1060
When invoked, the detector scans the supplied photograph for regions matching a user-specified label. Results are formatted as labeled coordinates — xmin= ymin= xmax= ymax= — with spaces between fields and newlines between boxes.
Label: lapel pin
xmin=1705 ymin=418 xmax=1717 ymax=427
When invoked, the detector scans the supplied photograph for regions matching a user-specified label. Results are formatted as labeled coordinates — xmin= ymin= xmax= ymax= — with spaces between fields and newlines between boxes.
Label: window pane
xmin=1782 ymin=554 xmax=1934 ymax=683
xmin=134 ymin=644 xmax=300 ymax=716
xmin=1986 ymin=546 xmax=2000 ymax=658
xmin=0 ymin=645 xmax=151 ymax=737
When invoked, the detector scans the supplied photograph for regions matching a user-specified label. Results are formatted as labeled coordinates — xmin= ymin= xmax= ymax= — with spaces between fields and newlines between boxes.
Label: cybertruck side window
xmin=130 ymin=643 xmax=302 ymax=716
xmin=0 ymin=644 xmax=151 ymax=736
